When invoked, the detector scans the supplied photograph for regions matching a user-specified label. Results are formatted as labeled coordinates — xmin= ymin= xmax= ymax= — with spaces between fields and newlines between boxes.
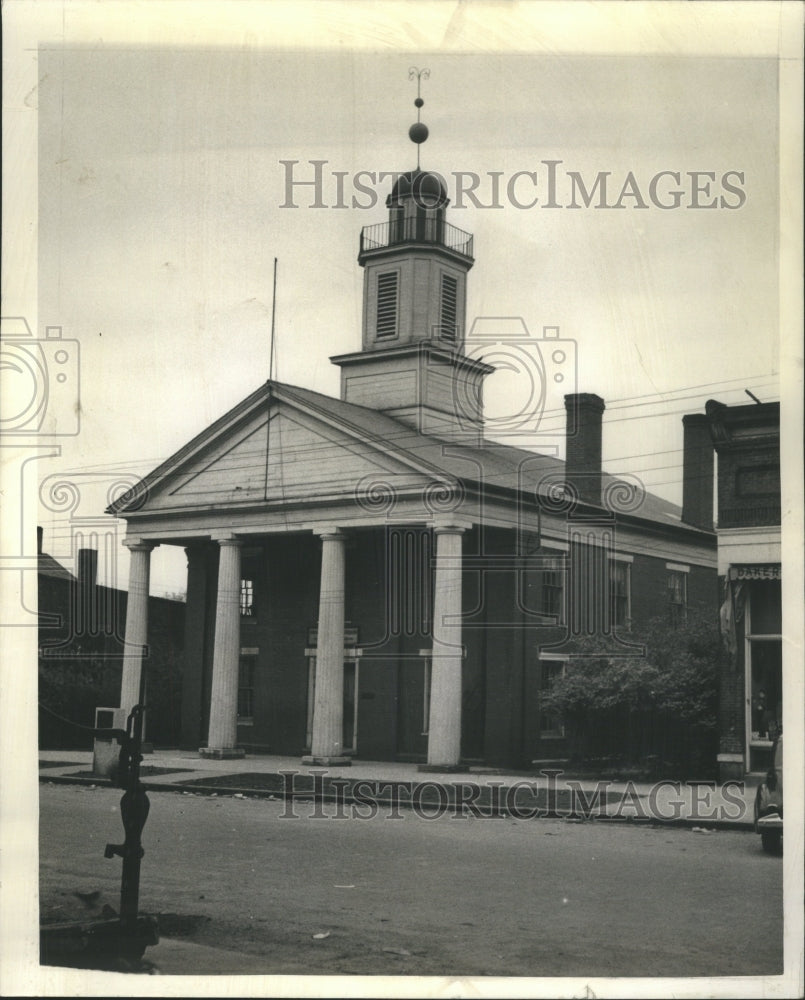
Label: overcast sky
xmin=18 ymin=4 xmax=791 ymax=594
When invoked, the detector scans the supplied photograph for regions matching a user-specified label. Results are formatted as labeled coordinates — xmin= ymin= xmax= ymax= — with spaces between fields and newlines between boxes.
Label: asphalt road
xmin=39 ymin=782 xmax=782 ymax=978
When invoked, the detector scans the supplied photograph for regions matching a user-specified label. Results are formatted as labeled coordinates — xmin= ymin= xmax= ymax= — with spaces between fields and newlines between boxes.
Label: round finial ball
xmin=409 ymin=122 xmax=429 ymax=144
xmin=414 ymin=97 xmax=424 ymax=108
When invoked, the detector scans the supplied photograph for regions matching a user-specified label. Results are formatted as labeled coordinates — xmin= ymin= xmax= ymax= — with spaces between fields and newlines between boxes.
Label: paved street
xmin=40 ymin=782 xmax=782 ymax=978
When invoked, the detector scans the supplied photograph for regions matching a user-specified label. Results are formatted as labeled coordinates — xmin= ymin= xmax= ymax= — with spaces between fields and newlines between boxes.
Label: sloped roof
xmin=38 ymin=551 xmax=75 ymax=581
xmin=275 ymin=382 xmax=693 ymax=533
xmin=108 ymin=377 xmax=704 ymax=535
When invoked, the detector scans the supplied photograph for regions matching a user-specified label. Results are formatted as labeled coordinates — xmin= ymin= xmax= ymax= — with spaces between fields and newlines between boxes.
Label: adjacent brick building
xmin=705 ymin=399 xmax=782 ymax=779
xmin=37 ymin=527 xmax=185 ymax=748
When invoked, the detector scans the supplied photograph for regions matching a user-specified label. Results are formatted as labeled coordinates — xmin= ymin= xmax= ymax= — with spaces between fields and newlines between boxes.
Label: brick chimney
xmin=77 ymin=548 xmax=98 ymax=588
xmin=681 ymin=413 xmax=714 ymax=530
xmin=76 ymin=547 xmax=99 ymax=636
xmin=564 ymin=393 xmax=605 ymax=506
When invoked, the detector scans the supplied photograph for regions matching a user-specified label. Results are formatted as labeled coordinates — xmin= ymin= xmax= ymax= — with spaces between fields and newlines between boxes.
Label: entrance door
xmin=305 ymin=630 xmax=360 ymax=755
xmin=396 ymin=656 xmax=430 ymax=759
xmin=342 ymin=660 xmax=358 ymax=754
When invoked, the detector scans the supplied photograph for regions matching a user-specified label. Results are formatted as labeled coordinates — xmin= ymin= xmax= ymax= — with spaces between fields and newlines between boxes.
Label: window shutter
xmin=440 ymin=273 xmax=458 ymax=341
xmin=376 ymin=272 xmax=398 ymax=339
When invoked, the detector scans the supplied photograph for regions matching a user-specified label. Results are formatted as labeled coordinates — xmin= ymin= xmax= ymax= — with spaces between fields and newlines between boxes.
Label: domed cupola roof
xmin=387 ymin=168 xmax=448 ymax=208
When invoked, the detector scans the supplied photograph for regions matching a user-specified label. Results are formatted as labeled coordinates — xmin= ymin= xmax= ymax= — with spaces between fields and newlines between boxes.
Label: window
xmin=541 ymin=569 xmax=564 ymax=623
xmin=667 ymin=569 xmax=687 ymax=625
xmin=240 ymin=578 xmax=255 ymax=618
xmin=237 ymin=651 xmax=257 ymax=722
xmin=376 ymin=272 xmax=398 ymax=339
xmin=439 ymin=273 xmax=458 ymax=341
xmin=539 ymin=659 xmax=566 ymax=737
xmin=609 ymin=559 xmax=631 ymax=628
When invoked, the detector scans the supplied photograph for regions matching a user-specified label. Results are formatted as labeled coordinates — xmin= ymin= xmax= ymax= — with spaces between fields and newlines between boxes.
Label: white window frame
xmin=237 ymin=646 xmax=259 ymax=725
xmin=609 ymin=554 xmax=632 ymax=630
xmin=538 ymin=654 xmax=568 ymax=739
xmin=666 ymin=564 xmax=689 ymax=624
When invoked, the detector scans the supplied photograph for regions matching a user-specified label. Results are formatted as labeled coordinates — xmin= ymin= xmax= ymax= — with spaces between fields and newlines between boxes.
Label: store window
xmin=746 ymin=578 xmax=782 ymax=771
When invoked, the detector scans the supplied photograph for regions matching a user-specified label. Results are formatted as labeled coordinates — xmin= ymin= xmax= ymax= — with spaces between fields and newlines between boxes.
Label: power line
xmin=39 ymin=371 xmax=778 ymax=478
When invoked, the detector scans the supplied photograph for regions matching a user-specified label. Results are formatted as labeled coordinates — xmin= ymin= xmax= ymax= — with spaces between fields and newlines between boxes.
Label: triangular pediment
xmin=110 ymin=383 xmax=449 ymax=515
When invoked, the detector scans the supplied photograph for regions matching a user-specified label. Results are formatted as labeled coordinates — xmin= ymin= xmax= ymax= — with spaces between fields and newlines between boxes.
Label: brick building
xmin=705 ymin=399 xmax=782 ymax=779
xmin=106 ymin=163 xmax=720 ymax=770
xmin=37 ymin=527 xmax=185 ymax=748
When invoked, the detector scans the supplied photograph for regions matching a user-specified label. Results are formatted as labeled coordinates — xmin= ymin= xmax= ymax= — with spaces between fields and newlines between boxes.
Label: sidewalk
xmin=39 ymin=748 xmax=761 ymax=829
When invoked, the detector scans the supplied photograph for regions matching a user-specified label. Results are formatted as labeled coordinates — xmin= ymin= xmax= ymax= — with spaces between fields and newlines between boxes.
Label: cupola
xmin=331 ymin=70 xmax=491 ymax=443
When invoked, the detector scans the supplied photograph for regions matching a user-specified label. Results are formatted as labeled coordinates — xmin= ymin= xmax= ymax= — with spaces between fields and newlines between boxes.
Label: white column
xmin=304 ymin=528 xmax=350 ymax=766
xmin=426 ymin=523 xmax=466 ymax=769
xmin=201 ymin=537 xmax=245 ymax=758
xmin=120 ymin=540 xmax=155 ymax=718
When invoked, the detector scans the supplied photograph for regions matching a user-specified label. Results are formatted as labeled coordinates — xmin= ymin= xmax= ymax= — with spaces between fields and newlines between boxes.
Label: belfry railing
xmin=360 ymin=218 xmax=473 ymax=258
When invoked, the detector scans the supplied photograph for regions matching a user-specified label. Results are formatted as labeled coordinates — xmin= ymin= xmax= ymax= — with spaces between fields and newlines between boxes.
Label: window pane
xmin=667 ymin=570 xmax=687 ymax=624
xmin=240 ymin=579 xmax=255 ymax=617
xmin=609 ymin=561 xmax=630 ymax=627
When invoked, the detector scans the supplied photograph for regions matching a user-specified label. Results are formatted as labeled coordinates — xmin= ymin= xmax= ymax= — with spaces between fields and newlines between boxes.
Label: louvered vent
xmin=440 ymin=273 xmax=458 ymax=341
xmin=376 ymin=272 xmax=398 ymax=339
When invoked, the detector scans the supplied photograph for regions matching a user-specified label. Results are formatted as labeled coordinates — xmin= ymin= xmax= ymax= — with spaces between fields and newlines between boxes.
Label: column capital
xmin=211 ymin=534 xmax=243 ymax=547
xmin=123 ymin=538 xmax=157 ymax=552
xmin=431 ymin=517 xmax=471 ymax=536
xmin=311 ymin=525 xmax=346 ymax=540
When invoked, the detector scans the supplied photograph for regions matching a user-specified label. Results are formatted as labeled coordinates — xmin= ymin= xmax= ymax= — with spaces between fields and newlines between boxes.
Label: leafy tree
xmin=543 ymin=611 xmax=721 ymax=777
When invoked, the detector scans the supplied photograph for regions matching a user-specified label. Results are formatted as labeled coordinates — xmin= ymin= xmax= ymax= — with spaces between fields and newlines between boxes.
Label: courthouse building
xmin=108 ymin=155 xmax=719 ymax=770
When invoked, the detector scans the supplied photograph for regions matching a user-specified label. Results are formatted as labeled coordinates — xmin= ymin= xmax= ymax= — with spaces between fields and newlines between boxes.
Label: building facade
xmin=108 ymin=166 xmax=719 ymax=770
xmin=706 ymin=399 xmax=782 ymax=779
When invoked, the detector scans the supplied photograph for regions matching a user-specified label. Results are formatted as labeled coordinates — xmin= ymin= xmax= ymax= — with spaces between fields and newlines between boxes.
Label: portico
xmin=115 ymin=504 xmax=478 ymax=768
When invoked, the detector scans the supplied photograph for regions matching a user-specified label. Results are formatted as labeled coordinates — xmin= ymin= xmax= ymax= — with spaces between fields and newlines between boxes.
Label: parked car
xmin=754 ymin=734 xmax=783 ymax=853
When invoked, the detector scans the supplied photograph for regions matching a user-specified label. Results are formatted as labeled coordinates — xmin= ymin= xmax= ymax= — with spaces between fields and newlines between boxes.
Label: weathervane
xmin=408 ymin=66 xmax=430 ymax=169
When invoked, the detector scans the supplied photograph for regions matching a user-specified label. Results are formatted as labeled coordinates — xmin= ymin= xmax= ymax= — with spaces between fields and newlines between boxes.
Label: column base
xmin=199 ymin=747 xmax=246 ymax=760
xmin=418 ymin=763 xmax=469 ymax=774
xmin=302 ymin=755 xmax=352 ymax=767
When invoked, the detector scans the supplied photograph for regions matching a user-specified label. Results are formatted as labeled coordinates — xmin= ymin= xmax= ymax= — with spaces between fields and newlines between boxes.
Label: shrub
xmin=543 ymin=612 xmax=721 ymax=777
